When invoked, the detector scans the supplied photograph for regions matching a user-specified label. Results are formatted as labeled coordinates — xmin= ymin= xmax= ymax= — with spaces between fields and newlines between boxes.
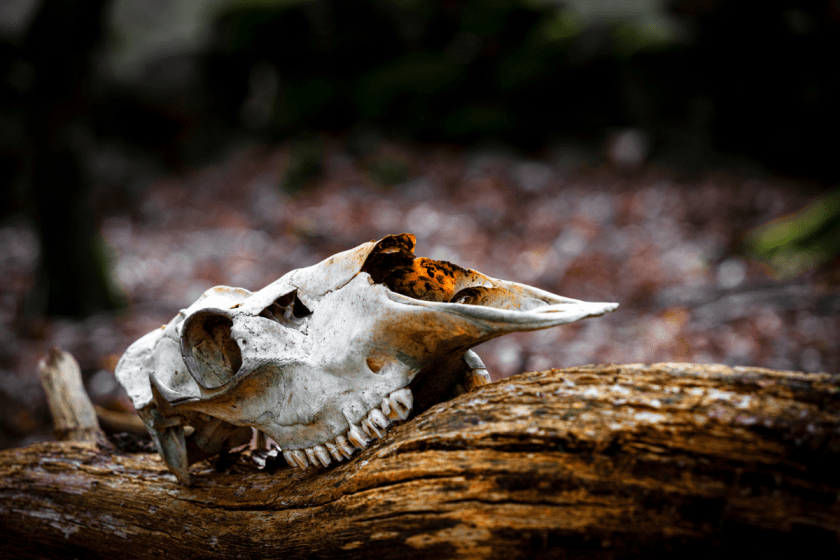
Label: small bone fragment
xmin=93 ymin=405 xmax=147 ymax=437
xmin=37 ymin=347 xmax=103 ymax=443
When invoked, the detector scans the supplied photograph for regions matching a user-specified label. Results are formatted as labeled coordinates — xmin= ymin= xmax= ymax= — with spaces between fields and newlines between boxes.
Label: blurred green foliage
xmin=745 ymin=188 xmax=840 ymax=279
xmin=280 ymin=135 xmax=324 ymax=194
xmin=365 ymin=154 xmax=412 ymax=188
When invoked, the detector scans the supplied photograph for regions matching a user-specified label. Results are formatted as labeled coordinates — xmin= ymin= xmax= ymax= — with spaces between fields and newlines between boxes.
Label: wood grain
xmin=3 ymin=363 xmax=839 ymax=559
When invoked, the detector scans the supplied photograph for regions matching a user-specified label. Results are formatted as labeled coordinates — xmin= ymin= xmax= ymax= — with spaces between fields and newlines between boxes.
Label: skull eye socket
xmin=181 ymin=311 xmax=242 ymax=389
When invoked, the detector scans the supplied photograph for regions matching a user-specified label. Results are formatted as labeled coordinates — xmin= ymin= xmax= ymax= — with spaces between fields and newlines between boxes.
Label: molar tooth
xmin=312 ymin=444 xmax=332 ymax=467
xmin=293 ymin=449 xmax=310 ymax=468
xmin=324 ymin=441 xmax=344 ymax=462
xmin=335 ymin=435 xmax=355 ymax=459
xmin=382 ymin=398 xmax=401 ymax=421
xmin=391 ymin=388 xmax=413 ymax=410
xmin=369 ymin=408 xmax=390 ymax=429
xmin=284 ymin=449 xmax=309 ymax=469
xmin=282 ymin=450 xmax=295 ymax=467
xmin=304 ymin=447 xmax=318 ymax=466
xmin=347 ymin=424 xmax=370 ymax=450
xmin=386 ymin=388 xmax=413 ymax=421
xmin=360 ymin=417 xmax=374 ymax=438
xmin=361 ymin=417 xmax=384 ymax=439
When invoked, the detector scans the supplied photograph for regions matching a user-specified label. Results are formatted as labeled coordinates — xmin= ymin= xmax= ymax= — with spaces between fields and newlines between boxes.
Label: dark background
xmin=1 ymin=0 xmax=838 ymax=449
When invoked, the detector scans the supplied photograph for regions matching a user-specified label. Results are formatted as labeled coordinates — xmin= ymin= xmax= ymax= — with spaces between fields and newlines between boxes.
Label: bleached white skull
xmin=116 ymin=233 xmax=617 ymax=484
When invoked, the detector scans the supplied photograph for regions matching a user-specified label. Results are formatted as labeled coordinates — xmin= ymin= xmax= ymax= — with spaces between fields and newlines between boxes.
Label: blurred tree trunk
xmin=22 ymin=0 xmax=122 ymax=317
xmin=2 ymin=363 xmax=839 ymax=559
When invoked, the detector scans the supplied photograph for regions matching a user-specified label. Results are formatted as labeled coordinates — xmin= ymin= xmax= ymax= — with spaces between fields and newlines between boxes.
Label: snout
xmin=386 ymin=288 xmax=618 ymax=334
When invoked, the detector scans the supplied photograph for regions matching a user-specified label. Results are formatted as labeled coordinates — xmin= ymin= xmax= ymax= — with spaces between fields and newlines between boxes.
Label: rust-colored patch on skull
xmin=362 ymin=233 xmax=472 ymax=303
xmin=378 ymin=258 xmax=467 ymax=302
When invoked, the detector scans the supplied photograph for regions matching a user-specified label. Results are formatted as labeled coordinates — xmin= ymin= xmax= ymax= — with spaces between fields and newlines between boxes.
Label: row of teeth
xmin=282 ymin=388 xmax=413 ymax=469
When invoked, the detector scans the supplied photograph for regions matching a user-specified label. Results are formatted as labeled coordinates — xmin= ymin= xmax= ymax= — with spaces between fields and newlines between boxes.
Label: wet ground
xmin=1 ymin=138 xmax=838 ymax=449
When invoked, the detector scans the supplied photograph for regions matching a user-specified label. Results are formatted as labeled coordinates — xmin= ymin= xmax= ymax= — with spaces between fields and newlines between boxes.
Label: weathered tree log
xmin=2 ymin=363 xmax=839 ymax=559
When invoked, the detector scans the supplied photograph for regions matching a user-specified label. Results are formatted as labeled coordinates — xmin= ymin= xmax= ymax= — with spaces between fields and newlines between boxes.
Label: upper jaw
xmin=279 ymin=287 xmax=619 ymax=470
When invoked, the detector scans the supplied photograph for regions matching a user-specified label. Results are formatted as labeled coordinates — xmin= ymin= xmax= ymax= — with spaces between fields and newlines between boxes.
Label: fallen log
xmin=2 ymin=362 xmax=839 ymax=558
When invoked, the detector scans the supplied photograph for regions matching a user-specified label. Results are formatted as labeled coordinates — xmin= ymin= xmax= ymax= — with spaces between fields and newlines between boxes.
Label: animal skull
xmin=116 ymin=233 xmax=617 ymax=484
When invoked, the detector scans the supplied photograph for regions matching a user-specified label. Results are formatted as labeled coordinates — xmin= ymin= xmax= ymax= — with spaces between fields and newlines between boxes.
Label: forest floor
xmin=1 ymin=137 xmax=838 ymax=449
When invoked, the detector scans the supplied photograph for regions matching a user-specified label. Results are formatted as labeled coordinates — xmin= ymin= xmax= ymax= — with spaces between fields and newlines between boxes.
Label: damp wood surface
xmin=2 ymin=363 xmax=840 ymax=559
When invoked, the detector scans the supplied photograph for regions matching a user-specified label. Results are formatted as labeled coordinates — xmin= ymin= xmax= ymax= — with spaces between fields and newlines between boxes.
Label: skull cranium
xmin=115 ymin=233 xmax=617 ymax=484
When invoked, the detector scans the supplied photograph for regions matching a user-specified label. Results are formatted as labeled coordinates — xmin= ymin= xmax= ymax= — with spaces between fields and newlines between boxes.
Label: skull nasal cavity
xmin=182 ymin=313 xmax=242 ymax=389
xmin=260 ymin=291 xmax=312 ymax=327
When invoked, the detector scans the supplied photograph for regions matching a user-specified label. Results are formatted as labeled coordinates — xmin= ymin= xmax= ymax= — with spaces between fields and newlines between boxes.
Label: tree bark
xmin=2 ymin=363 xmax=839 ymax=559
